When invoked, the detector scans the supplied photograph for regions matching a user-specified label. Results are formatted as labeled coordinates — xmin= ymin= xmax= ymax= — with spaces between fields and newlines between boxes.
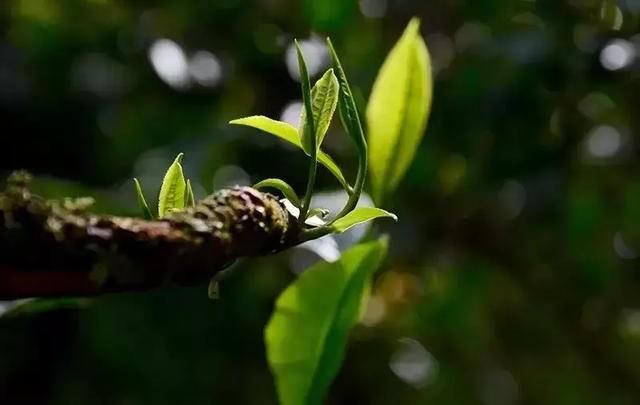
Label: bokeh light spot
xmin=148 ymin=39 xmax=190 ymax=89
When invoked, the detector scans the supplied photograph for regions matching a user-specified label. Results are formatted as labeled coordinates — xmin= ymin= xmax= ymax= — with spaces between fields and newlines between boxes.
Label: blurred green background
xmin=2 ymin=0 xmax=640 ymax=404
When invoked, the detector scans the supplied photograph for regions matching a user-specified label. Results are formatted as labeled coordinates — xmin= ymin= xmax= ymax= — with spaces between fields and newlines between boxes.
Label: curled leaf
xmin=185 ymin=179 xmax=196 ymax=207
xmin=133 ymin=178 xmax=154 ymax=220
xmin=296 ymin=40 xmax=317 ymax=158
xmin=255 ymin=178 xmax=302 ymax=208
xmin=327 ymin=38 xmax=367 ymax=156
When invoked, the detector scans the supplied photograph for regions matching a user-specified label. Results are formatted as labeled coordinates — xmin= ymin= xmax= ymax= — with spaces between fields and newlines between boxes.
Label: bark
xmin=0 ymin=171 xmax=301 ymax=299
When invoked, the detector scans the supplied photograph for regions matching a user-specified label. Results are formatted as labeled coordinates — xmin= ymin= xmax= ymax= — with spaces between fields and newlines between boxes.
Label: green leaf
xmin=296 ymin=40 xmax=317 ymax=156
xmin=265 ymin=240 xmax=388 ymax=405
xmin=158 ymin=153 xmax=187 ymax=218
xmin=300 ymin=69 xmax=340 ymax=154
xmin=229 ymin=116 xmax=350 ymax=191
xmin=185 ymin=179 xmax=195 ymax=207
xmin=327 ymin=38 xmax=368 ymax=217
xmin=327 ymin=38 xmax=367 ymax=156
xmin=331 ymin=207 xmax=397 ymax=233
xmin=366 ymin=18 xmax=432 ymax=204
xmin=133 ymin=178 xmax=154 ymax=220
xmin=254 ymin=178 xmax=301 ymax=207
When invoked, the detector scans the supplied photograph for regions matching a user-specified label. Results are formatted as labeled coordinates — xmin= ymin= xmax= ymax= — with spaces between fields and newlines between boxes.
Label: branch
xmin=0 ymin=172 xmax=301 ymax=299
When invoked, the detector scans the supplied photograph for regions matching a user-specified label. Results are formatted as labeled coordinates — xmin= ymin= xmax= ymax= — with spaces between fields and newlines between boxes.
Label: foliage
xmin=331 ymin=207 xmax=397 ymax=233
xmin=157 ymin=153 xmax=187 ymax=218
xmin=134 ymin=153 xmax=197 ymax=219
xmin=2 ymin=1 xmax=635 ymax=404
xmin=265 ymin=240 xmax=387 ymax=405
xmin=299 ymin=68 xmax=340 ymax=155
xmin=229 ymin=116 xmax=349 ymax=191
xmin=367 ymin=18 xmax=432 ymax=204
xmin=235 ymin=23 xmax=420 ymax=404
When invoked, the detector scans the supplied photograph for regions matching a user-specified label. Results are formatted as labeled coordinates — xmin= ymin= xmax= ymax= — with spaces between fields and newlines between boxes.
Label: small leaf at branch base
xmin=254 ymin=178 xmax=301 ymax=208
xmin=367 ymin=18 xmax=433 ymax=204
xmin=133 ymin=178 xmax=154 ymax=220
xmin=158 ymin=153 xmax=186 ymax=218
xmin=265 ymin=239 xmax=388 ymax=405
xmin=185 ymin=179 xmax=196 ymax=207
xmin=300 ymin=69 xmax=340 ymax=154
xmin=229 ymin=116 xmax=350 ymax=191
xmin=331 ymin=207 xmax=397 ymax=233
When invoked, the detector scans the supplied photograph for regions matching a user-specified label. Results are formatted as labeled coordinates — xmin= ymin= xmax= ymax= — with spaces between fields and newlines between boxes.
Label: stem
xmin=299 ymin=225 xmax=334 ymax=243
xmin=299 ymin=147 xmax=317 ymax=223
xmin=334 ymin=148 xmax=367 ymax=220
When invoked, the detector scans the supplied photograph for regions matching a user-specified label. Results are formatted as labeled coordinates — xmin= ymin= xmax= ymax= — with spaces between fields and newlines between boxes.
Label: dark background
xmin=2 ymin=0 xmax=640 ymax=404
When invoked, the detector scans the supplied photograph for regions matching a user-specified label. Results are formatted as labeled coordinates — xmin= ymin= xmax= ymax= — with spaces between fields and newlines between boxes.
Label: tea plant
xmin=0 ymin=17 xmax=431 ymax=405
xmin=134 ymin=18 xmax=431 ymax=405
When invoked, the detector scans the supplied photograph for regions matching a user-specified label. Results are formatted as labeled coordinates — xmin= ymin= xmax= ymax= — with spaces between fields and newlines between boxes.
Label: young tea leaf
xmin=254 ymin=178 xmax=301 ymax=208
xmin=133 ymin=178 xmax=154 ymax=220
xmin=331 ymin=207 xmax=397 ymax=233
xmin=327 ymin=39 xmax=367 ymax=156
xmin=327 ymin=39 xmax=368 ymax=217
xmin=158 ymin=153 xmax=186 ymax=218
xmin=185 ymin=179 xmax=195 ymax=207
xmin=230 ymin=116 xmax=350 ymax=191
xmin=265 ymin=239 xmax=388 ymax=405
xmin=367 ymin=18 xmax=432 ymax=204
xmin=295 ymin=40 xmax=317 ymax=156
xmin=299 ymin=69 xmax=340 ymax=153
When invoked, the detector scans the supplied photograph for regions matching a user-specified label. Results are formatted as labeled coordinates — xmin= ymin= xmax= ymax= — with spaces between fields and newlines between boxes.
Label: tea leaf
xmin=265 ymin=240 xmax=387 ymax=405
xmin=158 ymin=153 xmax=186 ymax=218
xmin=327 ymin=39 xmax=366 ymax=155
xmin=296 ymin=40 xmax=317 ymax=157
xmin=300 ymin=69 xmax=340 ymax=153
xmin=133 ymin=178 xmax=154 ymax=220
xmin=185 ymin=179 xmax=195 ymax=207
xmin=367 ymin=18 xmax=432 ymax=203
xmin=230 ymin=116 xmax=350 ymax=191
xmin=331 ymin=207 xmax=397 ymax=233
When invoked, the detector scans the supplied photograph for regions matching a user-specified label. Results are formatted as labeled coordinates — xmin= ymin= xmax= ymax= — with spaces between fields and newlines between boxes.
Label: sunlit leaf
xmin=158 ymin=153 xmax=186 ymax=218
xmin=367 ymin=18 xmax=432 ymax=204
xmin=300 ymin=69 xmax=340 ymax=154
xmin=265 ymin=239 xmax=387 ymax=405
xmin=327 ymin=38 xmax=367 ymax=155
xmin=230 ymin=116 xmax=350 ymax=191
xmin=185 ymin=179 xmax=195 ymax=207
xmin=296 ymin=40 xmax=317 ymax=158
xmin=331 ymin=207 xmax=397 ymax=233
xmin=255 ymin=178 xmax=301 ymax=207
xmin=133 ymin=178 xmax=154 ymax=220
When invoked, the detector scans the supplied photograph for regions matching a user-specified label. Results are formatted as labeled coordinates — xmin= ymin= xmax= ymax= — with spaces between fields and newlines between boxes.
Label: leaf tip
xmin=408 ymin=17 xmax=422 ymax=31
